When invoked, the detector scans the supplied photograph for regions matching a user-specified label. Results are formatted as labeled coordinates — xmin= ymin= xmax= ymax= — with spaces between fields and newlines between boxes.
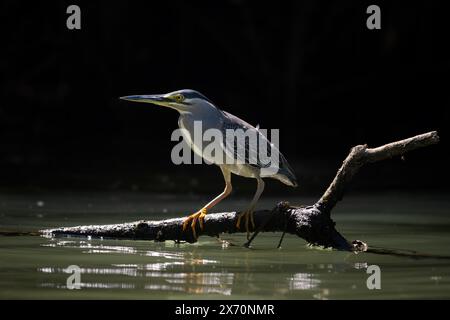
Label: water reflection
xmin=39 ymin=266 xmax=140 ymax=277
xmin=288 ymin=273 xmax=320 ymax=290
xmin=38 ymin=265 xmax=234 ymax=295
xmin=38 ymin=238 xmax=235 ymax=295
xmin=42 ymin=240 xmax=139 ymax=255
xmin=38 ymin=238 xmax=372 ymax=298
xmin=39 ymin=282 xmax=136 ymax=289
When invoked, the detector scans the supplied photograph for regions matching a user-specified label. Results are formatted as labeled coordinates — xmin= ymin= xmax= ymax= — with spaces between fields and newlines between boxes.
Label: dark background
xmin=1 ymin=0 xmax=448 ymax=196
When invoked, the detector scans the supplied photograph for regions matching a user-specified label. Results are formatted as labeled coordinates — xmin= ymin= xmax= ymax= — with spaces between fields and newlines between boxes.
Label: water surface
xmin=1 ymin=192 xmax=449 ymax=299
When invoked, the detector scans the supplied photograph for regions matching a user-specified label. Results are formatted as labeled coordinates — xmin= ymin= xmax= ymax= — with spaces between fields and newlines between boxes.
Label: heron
xmin=120 ymin=89 xmax=297 ymax=239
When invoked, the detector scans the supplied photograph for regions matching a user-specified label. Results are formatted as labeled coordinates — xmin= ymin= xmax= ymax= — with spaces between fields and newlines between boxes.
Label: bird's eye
xmin=173 ymin=94 xmax=184 ymax=102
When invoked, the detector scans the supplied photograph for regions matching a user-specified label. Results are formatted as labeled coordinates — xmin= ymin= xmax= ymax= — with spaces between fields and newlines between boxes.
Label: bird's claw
xmin=235 ymin=209 xmax=255 ymax=240
xmin=182 ymin=208 xmax=207 ymax=239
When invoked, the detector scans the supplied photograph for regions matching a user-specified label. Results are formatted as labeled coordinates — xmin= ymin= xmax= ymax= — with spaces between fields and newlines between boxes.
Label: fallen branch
xmin=316 ymin=131 xmax=439 ymax=212
xmin=42 ymin=131 xmax=439 ymax=251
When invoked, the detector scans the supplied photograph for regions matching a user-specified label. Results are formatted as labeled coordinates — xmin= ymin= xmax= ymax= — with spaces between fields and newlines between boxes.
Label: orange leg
xmin=182 ymin=167 xmax=232 ymax=239
xmin=236 ymin=177 xmax=265 ymax=239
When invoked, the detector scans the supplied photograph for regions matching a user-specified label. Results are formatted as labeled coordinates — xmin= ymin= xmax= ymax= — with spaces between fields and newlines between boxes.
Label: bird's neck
xmin=178 ymin=108 xmax=221 ymax=130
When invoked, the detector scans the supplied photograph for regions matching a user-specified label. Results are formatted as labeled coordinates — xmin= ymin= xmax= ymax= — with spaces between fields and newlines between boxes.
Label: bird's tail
xmin=273 ymin=153 xmax=298 ymax=187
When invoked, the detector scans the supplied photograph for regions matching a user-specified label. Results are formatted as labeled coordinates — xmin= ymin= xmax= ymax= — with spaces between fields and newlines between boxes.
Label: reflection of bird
xmin=120 ymin=89 xmax=297 ymax=239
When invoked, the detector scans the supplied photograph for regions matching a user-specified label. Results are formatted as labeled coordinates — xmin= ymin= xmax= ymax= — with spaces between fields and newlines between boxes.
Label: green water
xmin=1 ymin=192 xmax=450 ymax=299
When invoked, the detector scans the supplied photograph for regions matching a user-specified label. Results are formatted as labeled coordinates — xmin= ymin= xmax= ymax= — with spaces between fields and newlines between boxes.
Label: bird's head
xmin=119 ymin=89 xmax=214 ymax=113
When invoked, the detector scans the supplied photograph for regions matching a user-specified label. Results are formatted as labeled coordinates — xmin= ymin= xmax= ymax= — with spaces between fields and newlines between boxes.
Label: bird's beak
xmin=119 ymin=94 xmax=172 ymax=107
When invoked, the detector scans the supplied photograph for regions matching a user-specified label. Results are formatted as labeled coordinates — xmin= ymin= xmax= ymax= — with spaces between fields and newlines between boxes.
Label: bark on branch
xmin=42 ymin=131 xmax=439 ymax=252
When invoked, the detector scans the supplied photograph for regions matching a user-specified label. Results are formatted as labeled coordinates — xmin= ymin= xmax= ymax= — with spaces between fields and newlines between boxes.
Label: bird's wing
xmin=219 ymin=111 xmax=273 ymax=169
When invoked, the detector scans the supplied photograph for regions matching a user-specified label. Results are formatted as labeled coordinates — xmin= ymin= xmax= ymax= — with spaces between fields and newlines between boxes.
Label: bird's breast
xmin=177 ymin=115 xmax=204 ymax=159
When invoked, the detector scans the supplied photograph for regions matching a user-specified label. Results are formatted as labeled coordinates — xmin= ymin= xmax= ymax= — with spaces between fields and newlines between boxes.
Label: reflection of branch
xmin=42 ymin=131 xmax=439 ymax=252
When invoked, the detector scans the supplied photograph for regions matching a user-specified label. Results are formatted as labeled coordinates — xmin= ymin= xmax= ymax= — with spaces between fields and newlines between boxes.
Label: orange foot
xmin=236 ymin=209 xmax=255 ymax=239
xmin=182 ymin=207 xmax=207 ymax=239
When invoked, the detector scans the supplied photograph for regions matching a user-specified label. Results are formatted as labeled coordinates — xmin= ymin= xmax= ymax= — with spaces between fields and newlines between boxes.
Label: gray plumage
xmin=120 ymin=89 xmax=298 ymax=238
